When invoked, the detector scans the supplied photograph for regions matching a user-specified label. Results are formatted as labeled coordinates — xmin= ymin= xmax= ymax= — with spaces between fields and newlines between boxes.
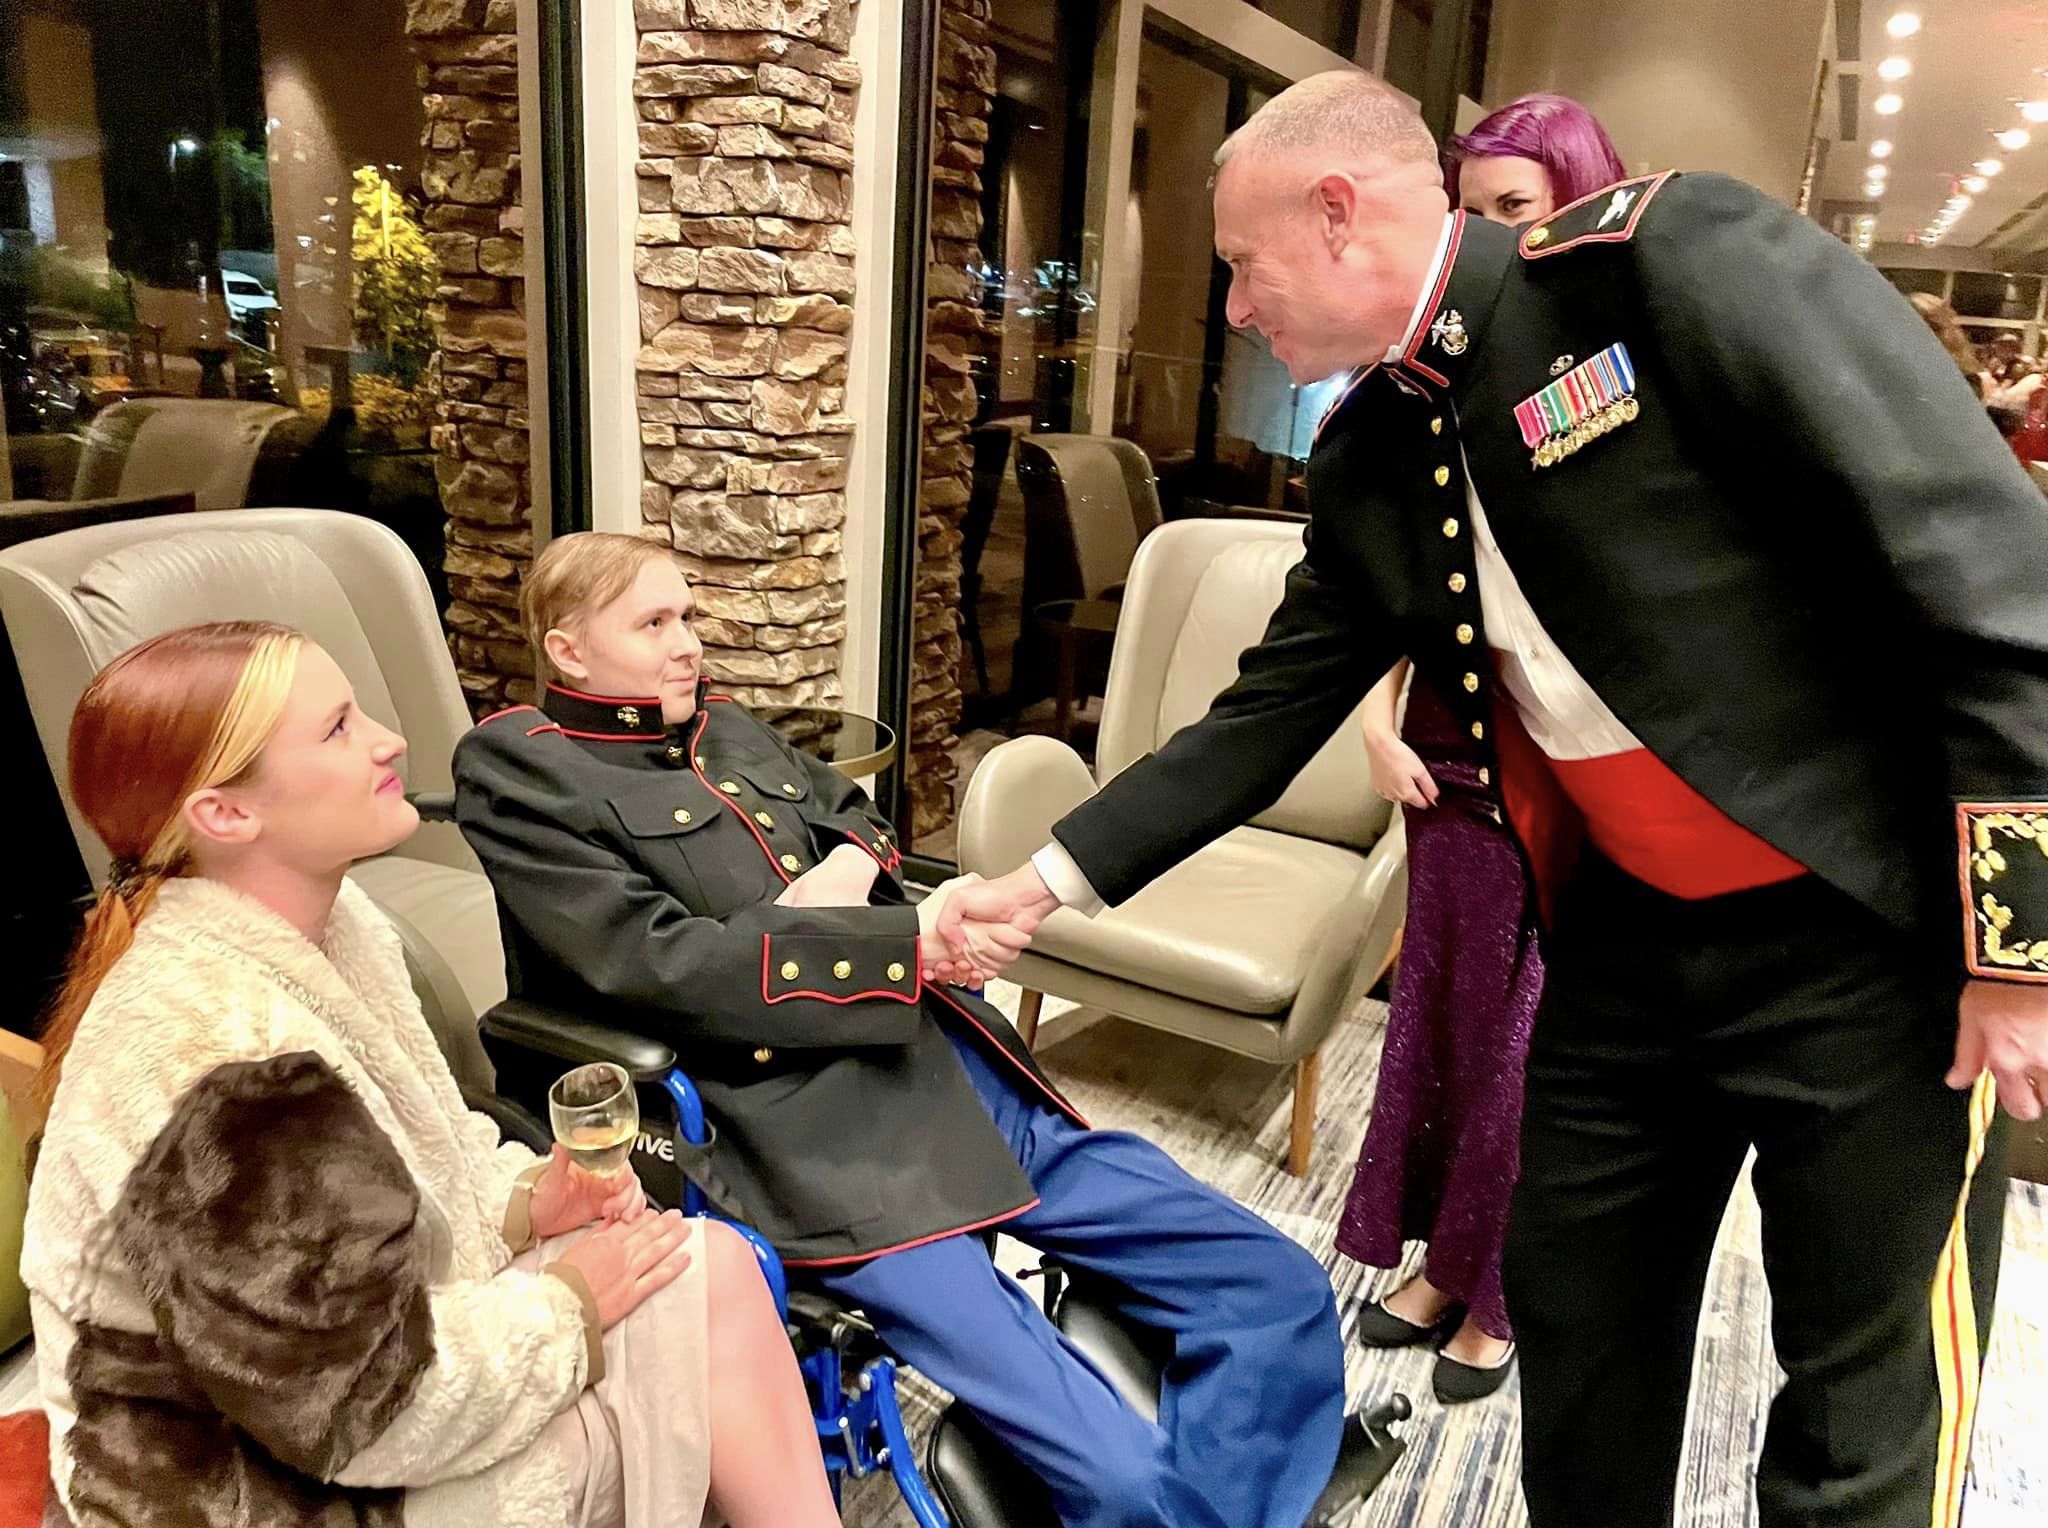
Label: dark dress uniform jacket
xmin=1056 ymin=172 xmax=2048 ymax=979
xmin=454 ymin=685 xmax=1084 ymax=1265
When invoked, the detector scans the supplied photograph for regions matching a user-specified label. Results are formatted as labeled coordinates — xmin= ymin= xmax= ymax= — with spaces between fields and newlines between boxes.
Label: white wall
xmin=1485 ymin=0 xmax=1829 ymax=203
xmin=838 ymin=0 xmax=909 ymax=719
xmin=581 ymin=0 xmax=648 ymax=533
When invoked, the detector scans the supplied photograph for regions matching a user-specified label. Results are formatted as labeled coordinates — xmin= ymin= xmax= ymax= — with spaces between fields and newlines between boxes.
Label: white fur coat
xmin=23 ymin=875 xmax=586 ymax=1527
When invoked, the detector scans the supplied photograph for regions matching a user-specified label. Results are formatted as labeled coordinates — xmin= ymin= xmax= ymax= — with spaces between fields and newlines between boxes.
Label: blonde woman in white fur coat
xmin=21 ymin=621 xmax=838 ymax=1528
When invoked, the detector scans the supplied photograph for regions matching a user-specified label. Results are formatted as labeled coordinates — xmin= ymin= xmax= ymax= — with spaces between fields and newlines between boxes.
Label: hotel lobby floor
xmin=841 ymin=985 xmax=2048 ymax=1528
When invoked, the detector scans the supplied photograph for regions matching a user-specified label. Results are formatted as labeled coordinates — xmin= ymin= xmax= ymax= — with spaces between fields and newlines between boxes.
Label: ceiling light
xmin=1996 ymin=128 xmax=2031 ymax=150
xmin=1977 ymin=158 xmax=2004 ymax=175
xmin=2024 ymin=102 xmax=2048 ymax=124
xmin=1874 ymin=94 xmax=1905 ymax=116
xmin=1866 ymin=162 xmax=1889 ymax=179
xmin=1878 ymin=57 xmax=1912 ymax=81
xmin=1886 ymin=12 xmax=1921 ymax=38
xmin=1963 ymin=175 xmax=1989 ymax=193
xmin=1870 ymin=140 xmax=1894 ymax=159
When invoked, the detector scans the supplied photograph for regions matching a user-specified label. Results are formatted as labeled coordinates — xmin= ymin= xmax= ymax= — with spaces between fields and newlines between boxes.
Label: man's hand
xmin=1950 ymin=979 xmax=2048 ymax=1121
xmin=917 ymin=875 xmax=997 ymax=987
xmin=776 ymin=843 xmax=880 ymax=908
xmin=938 ymin=864 xmax=1058 ymax=976
xmin=1364 ymin=725 xmax=1439 ymax=810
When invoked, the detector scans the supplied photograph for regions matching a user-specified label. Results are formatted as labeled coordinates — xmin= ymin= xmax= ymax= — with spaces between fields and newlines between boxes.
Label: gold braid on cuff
xmin=1960 ymin=804 xmax=2048 ymax=982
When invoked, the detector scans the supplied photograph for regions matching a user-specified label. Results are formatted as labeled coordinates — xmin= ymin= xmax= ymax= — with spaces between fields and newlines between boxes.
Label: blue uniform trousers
xmin=815 ymin=1035 xmax=1345 ymax=1528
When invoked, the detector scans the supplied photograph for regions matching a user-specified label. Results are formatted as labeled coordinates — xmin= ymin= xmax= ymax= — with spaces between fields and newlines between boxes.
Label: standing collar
xmin=1384 ymin=213 xmax=1458 ymax=366
xmin=542 ymin=682 xmax=672 ymax=739
xmin=1317 ymin=210 xmax=1509 ymax=442
xmin=1389 ymin=211 xmax=1516 ymax=396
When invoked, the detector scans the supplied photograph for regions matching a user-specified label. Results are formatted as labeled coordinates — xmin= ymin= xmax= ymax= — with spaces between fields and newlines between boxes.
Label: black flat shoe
xmin=1432 ymin=1342 xmax=1517 ymax=1404
xmin=1353 ymin=1296 xmax=1463 ymax=1349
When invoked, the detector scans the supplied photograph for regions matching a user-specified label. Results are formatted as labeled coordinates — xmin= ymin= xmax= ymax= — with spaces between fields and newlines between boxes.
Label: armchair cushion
xmin=1159 ymin=537 xmax=1384 ymax=852
xmin=1028 ymin=825 xmax=1370 ymax=1015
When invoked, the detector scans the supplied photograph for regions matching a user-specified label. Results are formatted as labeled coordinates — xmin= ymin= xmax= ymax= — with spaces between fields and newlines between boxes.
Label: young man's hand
xmin=775 ymin=843 xmax=881 ymax=908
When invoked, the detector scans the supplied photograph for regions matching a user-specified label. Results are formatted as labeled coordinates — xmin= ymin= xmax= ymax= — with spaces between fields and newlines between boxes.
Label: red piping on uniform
xmin=479 ymin=703 xmax=539 ymax=725
xmin=689 ymin=708 xmax=795 ymax=885
xmin=845 ymin=829 xmax=902 ymax=874
xmin=557 ymin=727 xmax=666 ymax=742
xmin=526 ymin=723 xmax=564 ymax=738
xmin=928 ymin=987 xmax=1090 ymax=1129
xmin=1394 ymin=210 xmax=1466 ymax=389
xmin=760 ymin=934 xmax=922 ymax=1006
xmin=1519 ymin=170 xmax=1674 ymax=261
xmin=781 ymin=1198 xmax=1041 ymax=1268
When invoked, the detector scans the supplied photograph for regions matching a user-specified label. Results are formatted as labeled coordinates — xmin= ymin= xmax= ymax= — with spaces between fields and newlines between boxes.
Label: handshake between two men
xmin=779 ymin=844 xmax=1057 ymax=993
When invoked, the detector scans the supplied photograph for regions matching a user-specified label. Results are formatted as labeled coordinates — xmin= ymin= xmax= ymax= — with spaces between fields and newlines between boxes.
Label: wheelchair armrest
xmin=480 ymin=998 xmax=678 ymax=1080
xmin=406 ymin=790 xmax=456 ymax=824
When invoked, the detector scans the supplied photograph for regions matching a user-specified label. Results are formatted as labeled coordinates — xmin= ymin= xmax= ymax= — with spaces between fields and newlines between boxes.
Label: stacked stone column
xmin=631 ymin=0 xmax=861 ymax=710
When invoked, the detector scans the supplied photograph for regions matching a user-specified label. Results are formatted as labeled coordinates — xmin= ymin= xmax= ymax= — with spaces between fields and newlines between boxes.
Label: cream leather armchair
xmin=0 ymin=509 xmax=500 ymax=1089
xmin=960 ymin=518 xmax=1407 ymax=1176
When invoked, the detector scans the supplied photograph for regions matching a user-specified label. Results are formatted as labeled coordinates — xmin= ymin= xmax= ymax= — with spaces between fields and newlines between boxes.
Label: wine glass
xmin=548 ymin=1062 xmax=639 ymax=1178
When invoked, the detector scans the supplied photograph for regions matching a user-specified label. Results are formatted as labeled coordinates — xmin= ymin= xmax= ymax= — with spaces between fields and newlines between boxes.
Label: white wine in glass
xmin=548 ymin=1063 xmax=639 ymax=1178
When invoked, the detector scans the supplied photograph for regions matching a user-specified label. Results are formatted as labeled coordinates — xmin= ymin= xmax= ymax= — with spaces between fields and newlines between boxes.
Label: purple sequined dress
xmin=1335 ymin=677 xmax=1543 ymax=1341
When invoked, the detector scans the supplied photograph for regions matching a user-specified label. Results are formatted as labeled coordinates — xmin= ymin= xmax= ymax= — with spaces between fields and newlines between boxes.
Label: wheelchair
xmin=475 ymin=997 xmax=1413 ymax=1526
xmin=420 ymin=793 xmax=1409 ymax=1523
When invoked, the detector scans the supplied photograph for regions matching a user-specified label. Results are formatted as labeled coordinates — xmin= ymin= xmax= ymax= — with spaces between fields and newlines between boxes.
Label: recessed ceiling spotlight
xmin=1977 ymin=158 xmax=2005 ymax=175
xmin=1875 ymin=94 xmax=1905 ymax=116
xmin=1996 ymin=128 xmax=2031 ymax=150
xmin=2023 ymin=102 xmax=2048 ymax=124
xmin=1963 ymin=175 xmax=1989 ymax=193
xmin=1887 ymin=12 xmax=1920 ymax=38
xmin=1871 ymin=140 xmax=1894 ymax=159
xmin=1878 ymin=57 xmax=1912 ymax=81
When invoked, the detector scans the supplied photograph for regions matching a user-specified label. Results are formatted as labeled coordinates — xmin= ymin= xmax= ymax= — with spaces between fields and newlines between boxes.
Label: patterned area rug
xmin=844 ymin=988 xmax=2048 ymax=1527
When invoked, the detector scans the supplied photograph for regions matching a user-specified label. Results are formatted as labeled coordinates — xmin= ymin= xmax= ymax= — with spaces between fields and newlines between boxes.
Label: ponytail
xmin=33 ymin=869 xmax=169 ymax=1116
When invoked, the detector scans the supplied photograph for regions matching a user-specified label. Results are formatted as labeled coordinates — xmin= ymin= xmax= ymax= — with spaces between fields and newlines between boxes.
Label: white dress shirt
xmin=1030 ymin=215 xmax=1639 ymax=914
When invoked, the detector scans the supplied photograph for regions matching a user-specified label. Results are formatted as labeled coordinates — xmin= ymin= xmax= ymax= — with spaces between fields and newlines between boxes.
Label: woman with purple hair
xmin=1336 ymin=94 xmax=1626 ymax=1405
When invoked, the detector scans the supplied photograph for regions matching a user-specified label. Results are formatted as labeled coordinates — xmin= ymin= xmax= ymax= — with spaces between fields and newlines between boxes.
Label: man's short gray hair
xmin=1214 ymin=70 xmax=1438 ymax=170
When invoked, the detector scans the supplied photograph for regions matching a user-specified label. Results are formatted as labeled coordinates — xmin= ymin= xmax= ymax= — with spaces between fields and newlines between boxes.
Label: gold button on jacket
xmin=780 ymin=960 xmax=800 ymax=980
xmin=834 ymin=960 xmax=853 ymax=979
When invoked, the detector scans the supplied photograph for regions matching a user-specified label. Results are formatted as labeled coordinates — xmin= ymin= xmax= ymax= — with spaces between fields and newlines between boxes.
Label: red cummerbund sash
xmin=1489 ymin=697 xmax=1806 ymax=915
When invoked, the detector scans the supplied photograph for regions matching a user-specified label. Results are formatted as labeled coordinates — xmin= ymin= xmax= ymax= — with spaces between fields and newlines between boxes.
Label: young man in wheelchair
xmin=454 ymin=533 xmax=1356 ymax=1528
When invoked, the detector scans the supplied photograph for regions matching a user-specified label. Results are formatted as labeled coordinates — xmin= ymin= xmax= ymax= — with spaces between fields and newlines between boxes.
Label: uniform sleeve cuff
xmin=542 ymin=1262 xmax=606 ymax=1386
xmin=1032 ymin=841 xmax=1105 ymax=917
xmin=1958 ymin=801 xmax=2048 ymax=982
xmin=761 ymin=933 xmax=922 ymax=1004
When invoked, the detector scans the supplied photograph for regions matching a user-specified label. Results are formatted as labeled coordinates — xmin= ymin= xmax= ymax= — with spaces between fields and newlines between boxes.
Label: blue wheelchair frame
xmin=663 ymin=1069 xmax=951 ymax=1526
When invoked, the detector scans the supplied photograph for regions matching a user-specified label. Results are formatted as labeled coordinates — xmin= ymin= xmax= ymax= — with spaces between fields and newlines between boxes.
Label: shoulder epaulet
xmin=1519 ymin=170 xmax=1677 ymax=260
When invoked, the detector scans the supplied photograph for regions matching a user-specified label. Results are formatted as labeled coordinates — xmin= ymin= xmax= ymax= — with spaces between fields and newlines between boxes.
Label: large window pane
xmin=0 ymin=0 xmax=549 ymax=1029
xmin=905 ymin=0 xmax=1339 ymax=860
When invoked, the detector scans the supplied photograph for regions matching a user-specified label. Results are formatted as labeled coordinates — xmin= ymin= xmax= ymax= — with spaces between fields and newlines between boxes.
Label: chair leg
xmin=1288 ymin=1049 xmax=1321 ymax=1177
xmin=1015 ymin=989 xmax=1044 ymax=1049
xmin=1371 ymin=922 xmax=1404 ymax=994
